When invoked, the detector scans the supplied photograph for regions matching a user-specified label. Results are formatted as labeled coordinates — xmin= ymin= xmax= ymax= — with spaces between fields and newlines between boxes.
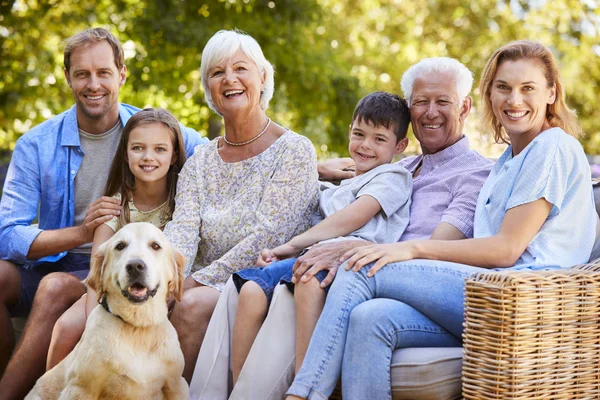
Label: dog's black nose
xmin=126 ymin=259 xmax=146 ymax=277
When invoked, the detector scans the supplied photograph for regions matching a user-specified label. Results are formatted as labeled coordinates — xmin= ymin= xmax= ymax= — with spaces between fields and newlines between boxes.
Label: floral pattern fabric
xmin=164 ymin=130 xmax=319 ymax=291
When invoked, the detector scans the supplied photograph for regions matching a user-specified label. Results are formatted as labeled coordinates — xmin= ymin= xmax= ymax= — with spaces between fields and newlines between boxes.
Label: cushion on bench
xmin=391 ymin=347 xmax=462 ymax=400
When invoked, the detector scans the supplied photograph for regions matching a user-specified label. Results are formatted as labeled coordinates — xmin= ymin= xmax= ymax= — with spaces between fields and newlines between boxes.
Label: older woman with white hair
xmin=165 ymin=29 xmax=318 ymax=382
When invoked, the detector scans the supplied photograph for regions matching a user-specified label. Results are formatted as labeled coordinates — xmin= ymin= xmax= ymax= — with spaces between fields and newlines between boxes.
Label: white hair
xmin=200 ymin=30 xmax=275 ymax=116
xmin=401 ymin=57 xmax=473 ymax=106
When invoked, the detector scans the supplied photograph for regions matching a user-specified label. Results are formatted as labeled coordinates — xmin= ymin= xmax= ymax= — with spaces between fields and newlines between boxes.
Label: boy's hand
xmin=257 ymin=248 xmax=278 ymax=267
xmin=272 ymin=243 xmax=301 ymax=259
xmin=256 ymin=243 xmax=302 ymax=267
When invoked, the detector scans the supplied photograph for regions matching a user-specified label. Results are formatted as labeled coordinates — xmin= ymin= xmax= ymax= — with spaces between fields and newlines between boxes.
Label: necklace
xmin=223 ymin=118 xmax=271 ymax=146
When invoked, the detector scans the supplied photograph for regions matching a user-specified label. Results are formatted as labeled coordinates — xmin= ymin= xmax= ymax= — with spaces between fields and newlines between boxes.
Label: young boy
xmin=230 ymin=91 xmax=412 ymax=383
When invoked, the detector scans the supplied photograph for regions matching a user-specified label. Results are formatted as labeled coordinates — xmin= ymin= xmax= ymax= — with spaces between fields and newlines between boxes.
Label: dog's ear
xmin=85 ymin=241 xmax=108 ymax=303
xmin=168 ymin=249 xmax=186 ymax=302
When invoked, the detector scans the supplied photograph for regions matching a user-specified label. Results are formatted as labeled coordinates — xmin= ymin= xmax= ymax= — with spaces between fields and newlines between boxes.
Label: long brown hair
xmin=479 ymin=40 xmax=582 ymax=144
xmin=104 ymin=108 xmax=187 ymax=227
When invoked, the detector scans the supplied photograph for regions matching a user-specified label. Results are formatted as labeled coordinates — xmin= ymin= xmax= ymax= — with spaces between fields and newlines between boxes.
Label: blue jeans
xmin=286 ymin=259 xmax=485 ymax=400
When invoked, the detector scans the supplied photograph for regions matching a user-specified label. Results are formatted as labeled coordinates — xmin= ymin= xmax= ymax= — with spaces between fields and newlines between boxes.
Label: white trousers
xmin=189 ymin=278 xmax=297 ymax=400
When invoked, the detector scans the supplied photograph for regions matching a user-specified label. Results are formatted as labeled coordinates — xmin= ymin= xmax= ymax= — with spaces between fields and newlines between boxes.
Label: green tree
xmin=1 ymin=0 xmax=599 ymax=164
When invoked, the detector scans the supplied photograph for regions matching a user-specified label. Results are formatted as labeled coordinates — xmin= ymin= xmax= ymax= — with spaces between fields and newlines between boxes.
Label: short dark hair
xmin=351 ymin=92 xmax=410 ymax=142
xmin=64 ymin=28 xmax=124 ymax=72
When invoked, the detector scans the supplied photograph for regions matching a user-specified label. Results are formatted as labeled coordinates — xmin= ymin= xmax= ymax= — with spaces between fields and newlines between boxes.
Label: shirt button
xmin=71 ymin=170 xmax=76 ymax=174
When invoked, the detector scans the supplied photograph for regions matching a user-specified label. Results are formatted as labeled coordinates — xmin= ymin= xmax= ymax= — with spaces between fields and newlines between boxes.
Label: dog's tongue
xmin=128 ymin=284 xmax=148 ymax=297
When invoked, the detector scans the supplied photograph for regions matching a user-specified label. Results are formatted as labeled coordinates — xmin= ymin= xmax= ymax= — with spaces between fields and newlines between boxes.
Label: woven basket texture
xmin=462 ymin=262 xmax=600 ymax=399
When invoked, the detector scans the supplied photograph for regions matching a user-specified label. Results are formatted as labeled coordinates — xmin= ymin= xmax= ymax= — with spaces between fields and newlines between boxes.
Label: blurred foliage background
xmin=0 ymin=0 xmax=599 ymax=175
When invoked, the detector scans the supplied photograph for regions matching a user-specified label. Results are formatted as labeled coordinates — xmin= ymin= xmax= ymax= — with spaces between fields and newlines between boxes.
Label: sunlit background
xmin=1 ymin=0 xmax=599 ymax=188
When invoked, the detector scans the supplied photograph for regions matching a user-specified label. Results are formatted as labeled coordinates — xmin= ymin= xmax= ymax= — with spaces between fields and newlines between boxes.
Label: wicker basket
xmin=462 ymin=263 xmax=600 ymax=399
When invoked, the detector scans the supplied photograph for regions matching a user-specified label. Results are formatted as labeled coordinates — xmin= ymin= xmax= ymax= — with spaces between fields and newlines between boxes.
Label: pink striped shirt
xmin=398 ymin=136 xmax=493 ymax=241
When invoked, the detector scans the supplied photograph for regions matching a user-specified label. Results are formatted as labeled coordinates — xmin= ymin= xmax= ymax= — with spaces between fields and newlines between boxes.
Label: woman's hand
xmin=342 ymin=242 xmax=417 ymax=277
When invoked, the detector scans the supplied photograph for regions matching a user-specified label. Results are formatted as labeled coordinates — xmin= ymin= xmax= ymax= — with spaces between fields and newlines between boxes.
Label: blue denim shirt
xmin=0 ymin=103 xmax=207 ymax=265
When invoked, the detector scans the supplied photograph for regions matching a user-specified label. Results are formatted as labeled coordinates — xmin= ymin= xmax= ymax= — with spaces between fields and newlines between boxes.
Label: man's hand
xmin=77 ymin=196 xmax=121 ymax=243
xmin=291 ymin=240 xmax=369 ymax=288
xmin=317 ymin=158 xmax=355 ymax=183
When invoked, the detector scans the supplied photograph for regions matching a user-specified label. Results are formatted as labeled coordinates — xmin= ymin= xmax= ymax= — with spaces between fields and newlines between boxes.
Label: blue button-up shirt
xmin=0 ymin=103 xmax=207 ymax=265
xmin=474 ymin=127 xmax=596 ymax=269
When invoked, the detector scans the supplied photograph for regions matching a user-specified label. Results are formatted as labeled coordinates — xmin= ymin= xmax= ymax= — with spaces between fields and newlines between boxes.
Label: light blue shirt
xmin=0 ymin=103 xmax=207 ymax=265
xmin=474 ymin=127 xmax=596 ymax=269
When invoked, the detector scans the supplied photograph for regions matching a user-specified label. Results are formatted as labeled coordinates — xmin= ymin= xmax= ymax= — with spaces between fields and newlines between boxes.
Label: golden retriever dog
xmin=26 ymin=222 xmax=188 ymax=400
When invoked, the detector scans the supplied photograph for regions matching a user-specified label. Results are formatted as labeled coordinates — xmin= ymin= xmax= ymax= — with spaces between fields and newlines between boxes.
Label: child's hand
xmin=271 ymin=243 xmax=302 ymax=259
xmin=257 ymin=249 xmax=279 ymax=267
xmin=256 ymin=243 xmax=302 ymax=267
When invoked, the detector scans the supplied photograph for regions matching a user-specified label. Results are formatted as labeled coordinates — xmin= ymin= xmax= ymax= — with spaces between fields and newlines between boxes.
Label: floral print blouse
xmin=164 ymin=130 xmax=319 ymax=291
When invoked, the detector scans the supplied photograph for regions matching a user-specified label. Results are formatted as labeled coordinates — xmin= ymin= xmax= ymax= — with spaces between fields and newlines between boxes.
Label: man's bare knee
xmin=0 ymin=260 xmax=21 ymax=306
xmin=35 ymin=273 xmax=85 ymax=310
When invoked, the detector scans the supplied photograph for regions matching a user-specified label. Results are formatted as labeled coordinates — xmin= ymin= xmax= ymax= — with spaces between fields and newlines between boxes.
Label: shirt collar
xmin=405 ymin=135 xmax=470 ymax=174
xmin=60 ymin=103 xmax=127 ymax=147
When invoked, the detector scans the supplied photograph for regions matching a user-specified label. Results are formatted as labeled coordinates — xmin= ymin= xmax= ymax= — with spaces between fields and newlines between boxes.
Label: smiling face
xmin=410 ymin=73 xmax=470 ymax=155
xmin=489 ymin=59 xmax=556 ymax=145
xmin=348 ymin=118 xmax=407 ymax=175
xmin=207 ymin=50 xmax=265 ymax=118
xmin=64 ymin=41 xmax=126 ymax=133
xmin=126 ymin=123 xmax=176 ymax=188
xmin=86 ymin=222 xmax=185 ymax=327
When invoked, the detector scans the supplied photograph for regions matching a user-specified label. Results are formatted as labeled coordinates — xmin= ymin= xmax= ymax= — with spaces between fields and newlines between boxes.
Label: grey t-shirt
xmin=70 ymin=122 xmax=123 ymax=253
xmin=316 ymin=163 xmax=413 ymax=245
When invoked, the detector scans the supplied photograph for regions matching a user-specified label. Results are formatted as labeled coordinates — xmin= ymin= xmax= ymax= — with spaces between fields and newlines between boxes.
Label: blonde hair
xmin=479 ymin=40 xmax=582 ymax=144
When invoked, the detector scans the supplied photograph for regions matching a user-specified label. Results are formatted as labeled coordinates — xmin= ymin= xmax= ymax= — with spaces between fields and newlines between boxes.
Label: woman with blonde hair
xmin=286 ymin=40 xmax=597 ymax=400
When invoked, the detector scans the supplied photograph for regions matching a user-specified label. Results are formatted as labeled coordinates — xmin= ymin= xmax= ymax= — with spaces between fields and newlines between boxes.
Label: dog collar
xmin=100 ymin=294 xmax=123 ymax=321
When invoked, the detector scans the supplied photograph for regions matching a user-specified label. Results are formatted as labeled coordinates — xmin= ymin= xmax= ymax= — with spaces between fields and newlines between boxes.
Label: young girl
xmin=46 ymin=108 xmax=187 ymax=370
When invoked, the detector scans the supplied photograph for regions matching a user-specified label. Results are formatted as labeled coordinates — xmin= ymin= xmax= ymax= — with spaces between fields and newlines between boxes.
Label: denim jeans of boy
xmin=286 ymin=259 xmax=485 ymax=400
